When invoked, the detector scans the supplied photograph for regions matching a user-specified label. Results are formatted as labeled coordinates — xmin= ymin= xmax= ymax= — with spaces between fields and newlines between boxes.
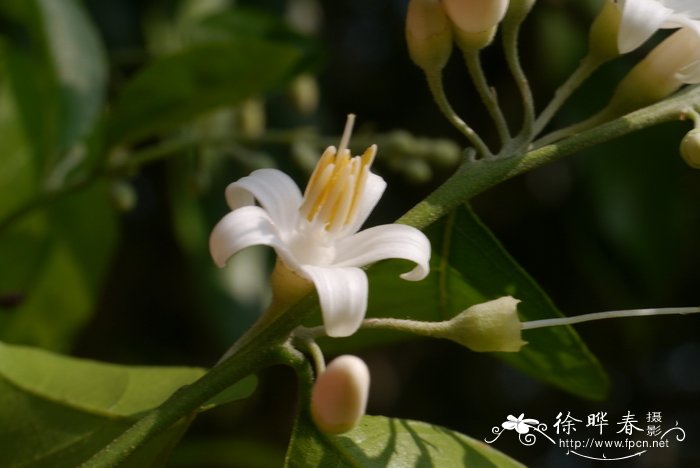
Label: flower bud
xmin=443 ymin=0 xmax=509 ymax=34
xmin=444 ymin=296 xmax=526 ymax=352
xmin=289 ymin=74 xmax=320 ymax=115
xmin=504 ymin=0 xmax=535 ymax=26
xmin=405 ymin=0 xmax=454 ymax=72
xmin=443 ymin=0 xmax=509 ymax=51
xmin=311 ymin=355 xmax=370 ymax=434
xmin=680 ymin=129 xmax=700 ymax=169
xmin=109 ymin=180 xmax=137 ymax=212
xmin=238 ymin=99 xmax=266 ymax=139
xmin=607 ymin=29 xmax=700 ymax=115
xmin=588 ymin=0 xmax=622 ymax=63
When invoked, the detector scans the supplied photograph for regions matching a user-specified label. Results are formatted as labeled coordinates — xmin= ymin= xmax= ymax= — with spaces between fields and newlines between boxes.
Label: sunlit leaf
xmin=327 ymin=205 xmax=609 ymax=400
xmin=0 ymin=0 xmax=107 ymax=164
xmin=285 ymin=414 xmax=524 ymax=467
xmin=0 ymin=341 xmax=256 ymax=467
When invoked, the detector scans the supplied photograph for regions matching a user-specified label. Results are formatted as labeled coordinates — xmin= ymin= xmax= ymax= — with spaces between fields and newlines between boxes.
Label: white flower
xmin=210 ymin=115 xmax=431 ymax=337
xmin=615 ymin=0 xmax=700 ymax=53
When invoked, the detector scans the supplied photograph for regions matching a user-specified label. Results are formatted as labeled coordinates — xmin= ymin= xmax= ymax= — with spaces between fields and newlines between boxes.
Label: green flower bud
xmin=428 ymin=139 xmax=461 ymax=167
xmin=238 ymin=99 xmax=266 ymax=139
xmin=680 ymin=129 xmax=700 ymax=169
xmin=289 ymin=74 xmax=320 ymax=116
xmin=504 ymin=0 xmax=535 ymax=26
xmin=588 ymin=0 xmax=622 ymax=63
xmin=311 ymin=355 xmax=370 ymax=434
xmin=405 ymin=0 xmax=454 ymax=73
xmin=109 ymin=180 xmax=137 ymax=212
xmin=444 ymin=296 xmax=526 ymax=352
xmin=403 ymin=158 xmax=433 ymax=184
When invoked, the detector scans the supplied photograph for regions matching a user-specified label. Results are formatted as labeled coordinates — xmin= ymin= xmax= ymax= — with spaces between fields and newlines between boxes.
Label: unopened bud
xmin=289 ymin=74 xmax=320 ymax=115
xmin=443 ymin=0 xmax=508 ymax=51
xmin=588 ymin=0 xmax=622 ymax=62
xmin=238 ymin=99 xmax=266 ymax=139
xmin=109 ymin=180 xmax=137 ymax=212
xmin=406 ymin=0 xmax=454 ymax=72
xmin=444 ymin=296 xmax=526 ymax=352
xmin=311 ymin=355 xmax=370 ymax=434
xmin=680 ymin=129 xmax=700 ymax=169
xmin=504 ymin=0 xmax=535 ymax=26
xmin=607 ymin=29 xmax=700 ymax=115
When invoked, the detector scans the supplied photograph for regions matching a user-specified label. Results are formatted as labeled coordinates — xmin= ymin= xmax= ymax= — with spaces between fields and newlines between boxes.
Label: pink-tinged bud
xmin=406 ymin=0 xmax=454 ymax=72
xmin=311 ymin=355 xmax=370 ymax=434
xmin=607 ymin=28 xmax=700 ymax=115
xmin=443 ymin=0 xmax=509 ymax=33
xmin=680 ymin=129 xmax=700 ymax=169
xmin=442 ymin=0 xmax=509 ymax=51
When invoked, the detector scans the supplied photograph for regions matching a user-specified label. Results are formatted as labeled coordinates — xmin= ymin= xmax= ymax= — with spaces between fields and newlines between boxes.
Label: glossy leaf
xmin=0 ymin=341 xmax=256 ymax=467
xmin=285 ymin=414 xmax=524 ymax=467
xmin=0 ymin=0 xmax=107 ymax=163
xmin=0 ymin=87 xmax=117 ymax=350
xmin=106 ymin=38 xmax=306 ymax=146
xmin=332 ymin=205 xmax=609 ymax=400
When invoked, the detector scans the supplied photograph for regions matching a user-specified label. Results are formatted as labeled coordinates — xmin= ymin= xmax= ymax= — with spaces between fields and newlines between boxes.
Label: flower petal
xmin=300 ymin=265 xmax=368 ymax=337
xmin=225 ymin=169 xmax=303 ymax=233
xmin=677 ymin=59 xmax=700 ymax=83
xmin=666 ymin=0 xmax=700 ymax=16
xmin=341 ymin=172 xmax=387 ymax=236
xmin=209 ymin=206 xmax=298 ymax=269
xmin=617 ymin=0 xmax=672 ymax=53
xmin=333 ymin=224 xmax=431 ymax=281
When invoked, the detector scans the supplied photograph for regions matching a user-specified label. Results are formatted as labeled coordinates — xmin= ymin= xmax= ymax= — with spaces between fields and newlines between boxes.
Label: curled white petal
xmin=334 ymin=224 xmax=431 ymax=281
xmin=301 ymin=265 xmax=368 ymax=337
xmin=209 ymin=206 xmax=297 ymax=269
xmin=617 ymin=0 xmax=672 ymax=53
xmin=225 ymin=169 xmax=303 ymax=232
xmin=666 ymin=0 xmax=700 ymax=16
xmin=341 ymin=172 xmax=387 ymax=236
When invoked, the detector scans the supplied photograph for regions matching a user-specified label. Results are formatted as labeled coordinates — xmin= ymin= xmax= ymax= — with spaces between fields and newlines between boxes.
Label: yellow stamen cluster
xmin=300 ymin=115 xmax=377 ymax=232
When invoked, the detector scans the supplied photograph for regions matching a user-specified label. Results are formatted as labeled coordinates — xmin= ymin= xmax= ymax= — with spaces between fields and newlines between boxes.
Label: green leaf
xmin=0 ymin=78 xmax=116 ymax=351
xmin=106 ymin=38 xmax=306 ymax=146
xmin=285 ymin=414 xmax=524 ymax=467
xmin=0 ymin=183 xmax=118 ymax=351
xmin=0 ymin=0 xmax=107 ymax=164
xmin=0 ymin=341 xmax=256 ymax=467
xmin=336 ymin=205 xmax=609 ymax=400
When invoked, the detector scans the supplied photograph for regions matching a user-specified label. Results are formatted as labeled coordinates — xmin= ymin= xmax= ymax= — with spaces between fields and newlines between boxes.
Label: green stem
xmin=81 ymin=294 xmax=319 ymax=467
xmin=398 ymin=85 xmax=700 ymax=230
xmin=462 ymin=51 xmax=511 ymax=145
xmin=302 ymin=317 xmax=449 ymax=340
xmin=533 ymin=55 xmax=603 ymax=136
xmin=533 ymin=106 xmax=613 ymax=148
xmin=502 ymin=10 xmax=535 ymax=142
xmin=425 ymin=70 xmax=493 ymax=158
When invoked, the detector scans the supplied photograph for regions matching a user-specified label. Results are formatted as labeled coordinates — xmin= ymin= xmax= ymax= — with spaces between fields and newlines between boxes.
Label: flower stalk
xmin=521 ymin=307 xmax=700 ymax=330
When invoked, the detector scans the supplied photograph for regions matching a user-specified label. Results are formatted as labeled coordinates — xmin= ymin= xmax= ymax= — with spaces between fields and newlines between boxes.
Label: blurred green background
xmin=1 ymin=0 xmax=699 ymax=466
